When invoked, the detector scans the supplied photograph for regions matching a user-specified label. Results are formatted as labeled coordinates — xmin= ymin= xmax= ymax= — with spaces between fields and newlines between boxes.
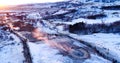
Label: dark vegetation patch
xmin=13 ymin=21 xmax=34 ymax=32
xmin=101 ymin=5 xmax=120 ymax=10
xmin=86 ymin=14 xmax=107 ymax=19
xmin=69 ymin=21 xmax=120 ymax=34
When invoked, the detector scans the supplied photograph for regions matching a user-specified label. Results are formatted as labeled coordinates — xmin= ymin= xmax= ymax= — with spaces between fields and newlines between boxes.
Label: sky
xmin=0 ymin=0 xmax=65 ymax=6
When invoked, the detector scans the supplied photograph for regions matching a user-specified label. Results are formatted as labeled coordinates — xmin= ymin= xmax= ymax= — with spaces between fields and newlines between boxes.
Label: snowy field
xmin=0 ymin=30 xmax=25 ymax=63
xmin=28 ymin=42 xmax=111 ymax=63
xmin=69 ymin=33 xmax=120 ymax=63
xmin=53 ymin=13 xmax=120 ymax=25
xmin=1 ymin=0 xmax=120 ymax=63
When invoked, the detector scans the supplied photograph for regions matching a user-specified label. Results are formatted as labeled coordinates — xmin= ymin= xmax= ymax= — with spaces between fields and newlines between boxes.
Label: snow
xmin=1 ymin=1 xmax=120 ymax=63
xmin=53 ymin=15 xmax=120 ymax=25
xmin=27 ymin=12 xmax=42 ymax=19
xmin=36 ymin=21 xmax=58 ymax=34
xmin=0 ymin=31 xmax=25 ymax=63
xmin=83 ymin=54 xmax=111 ymax=63
xmin=53 ymin=10 xmax=69 ymax=15
xmin=28 ymin=42 xmax=73 ymax=63
xmin=113 ymin=1 xmax=120 ymax=5
xmin=28 ymin=40 xmax=111 ymax=63
xmin=22 ymin=4 xmax=52 ymax=8
xmin=69 ymin=33 xmax=120 ymax=62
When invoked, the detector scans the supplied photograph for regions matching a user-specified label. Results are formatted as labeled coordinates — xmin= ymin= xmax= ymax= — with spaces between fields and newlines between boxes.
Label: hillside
xmin=0 ymin=0 xmax=120 ymax=63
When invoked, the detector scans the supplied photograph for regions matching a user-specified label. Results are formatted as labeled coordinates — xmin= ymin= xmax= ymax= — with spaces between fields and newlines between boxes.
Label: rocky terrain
xmin=1 ymin=0 xmax=120 ymax=63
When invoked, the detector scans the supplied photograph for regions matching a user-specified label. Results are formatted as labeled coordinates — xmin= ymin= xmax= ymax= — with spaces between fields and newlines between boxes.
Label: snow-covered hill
xmin=1 ymin=0 xmax=120 ymax=63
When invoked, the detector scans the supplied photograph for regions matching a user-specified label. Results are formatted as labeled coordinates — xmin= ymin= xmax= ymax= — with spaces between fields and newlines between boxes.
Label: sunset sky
xmin=0 ymin=0 xmax=65 ymax=6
